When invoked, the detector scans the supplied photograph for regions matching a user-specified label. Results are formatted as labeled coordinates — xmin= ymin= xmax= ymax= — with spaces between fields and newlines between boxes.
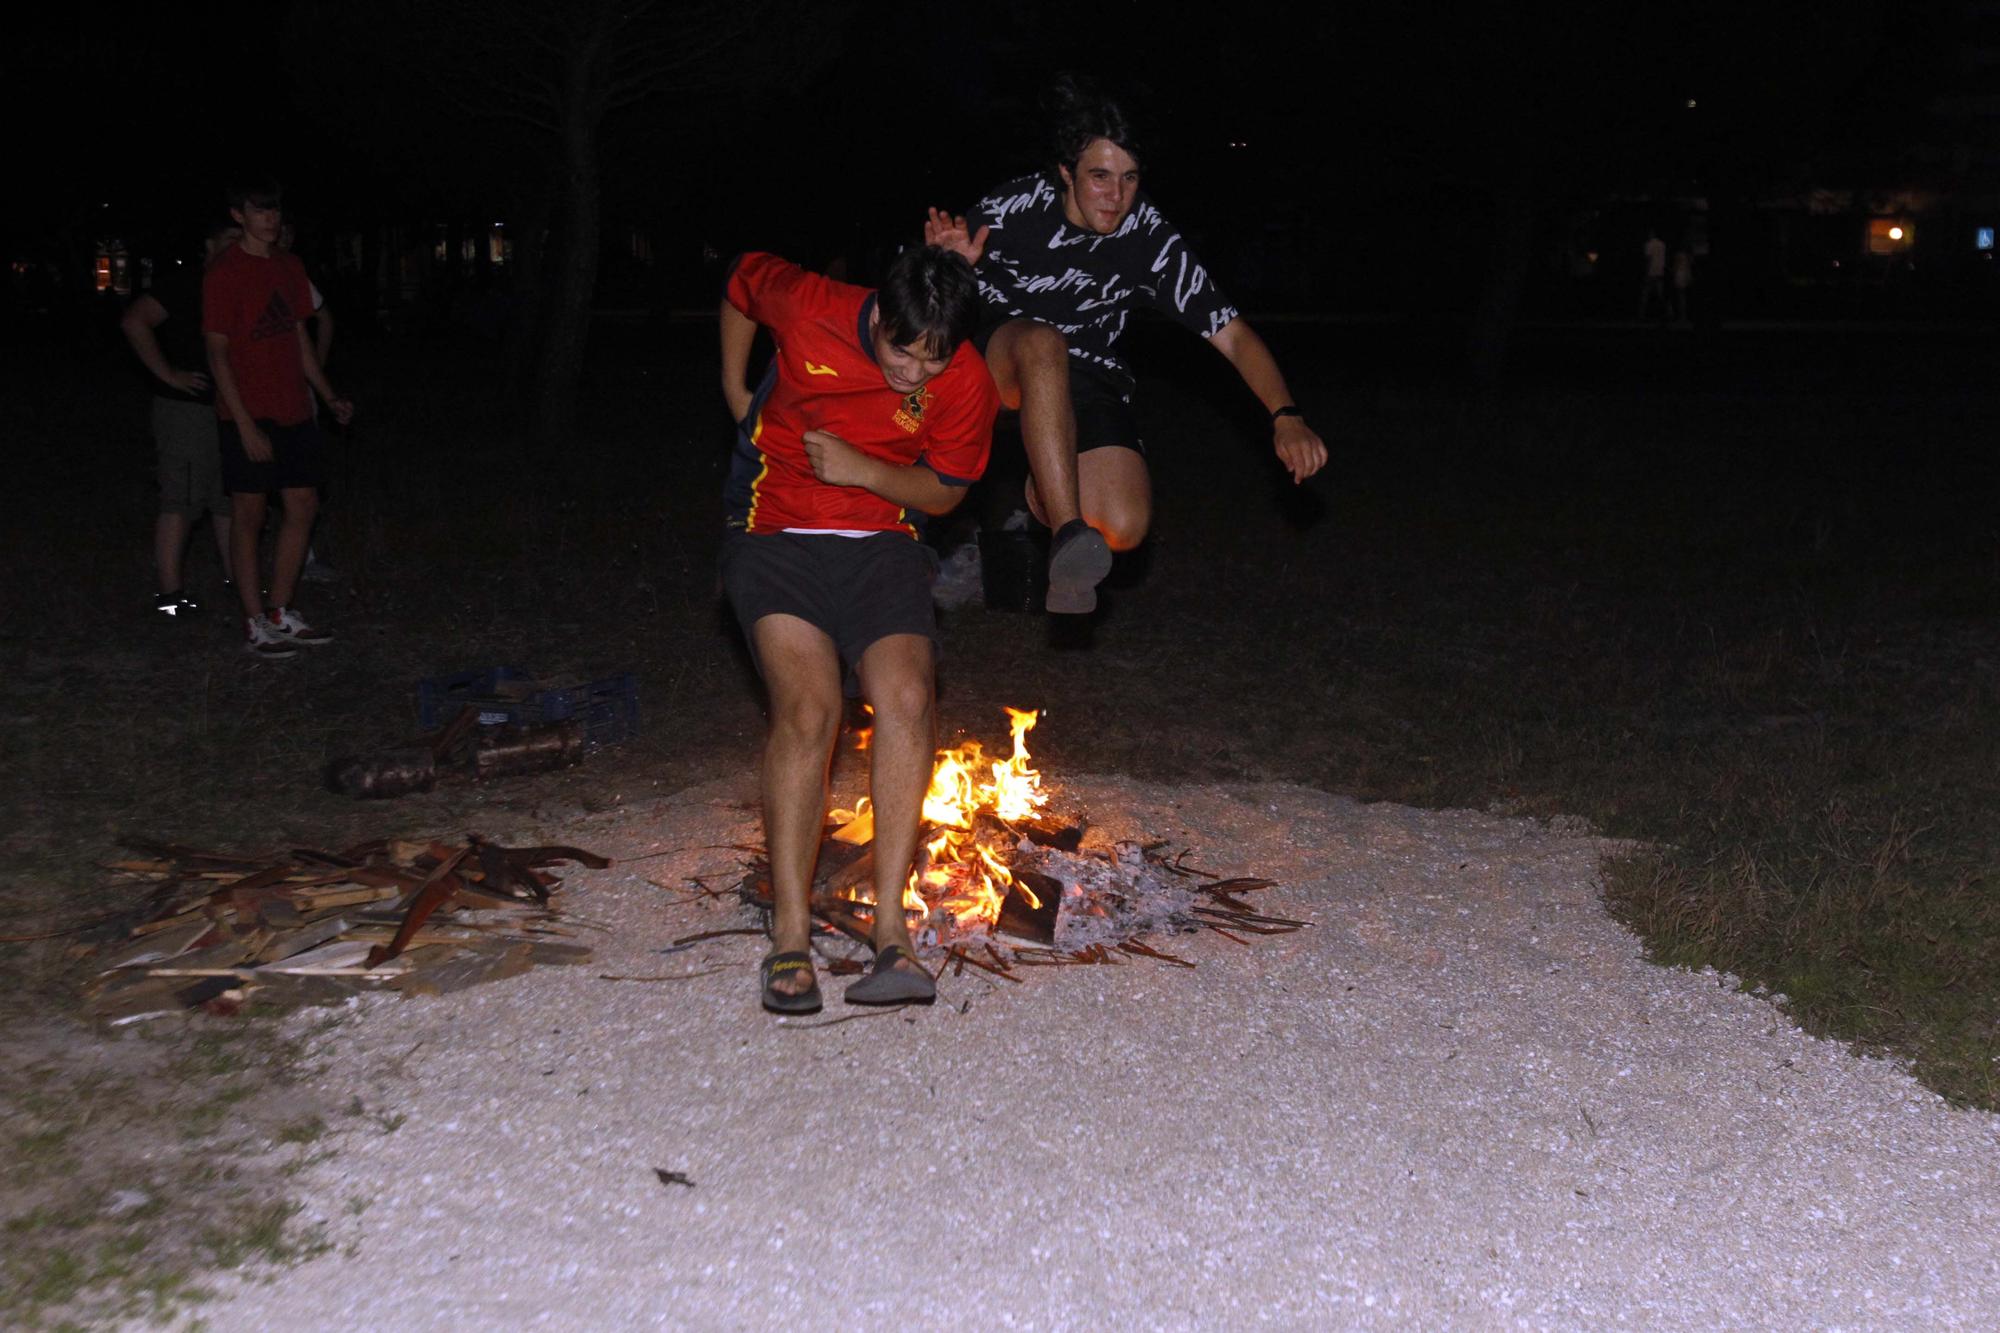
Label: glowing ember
xmin=829 ymin=708 xmax=1051 ymax=934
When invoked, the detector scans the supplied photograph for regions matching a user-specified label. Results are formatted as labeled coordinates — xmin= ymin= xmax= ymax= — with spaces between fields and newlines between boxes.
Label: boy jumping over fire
xmin=925 ymin=74 xmax=1328 ymax=613
xmin=719 ymin=246 xmax=997 ymax=1013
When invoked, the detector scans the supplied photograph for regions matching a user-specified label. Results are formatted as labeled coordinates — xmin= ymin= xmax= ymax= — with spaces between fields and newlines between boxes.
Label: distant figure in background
xmin=279 ymin=220 xmax=340 ymax=583
xmin=203 ymin=177 xmax=353 ymax=658
xmin=1670 ymin=245 xmax=1694 ymax=326
xmin=1639 ymin=227 xmax=1668 ymax=322
xmin=120 ymin=218 xmax=239 ymax=617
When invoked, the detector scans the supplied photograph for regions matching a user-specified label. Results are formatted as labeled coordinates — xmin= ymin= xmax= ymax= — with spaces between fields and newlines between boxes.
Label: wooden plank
xmin=129 ymin=905 xmax=220 ymax=937
xmin=101 ymin=920 xmax=214 ymax=970
xmin=252 ymin=916 xmax=353 ymax=965
xmin=390 ymin=942 xmax=533 ymax=997
xmin=288 ymin=884 xmax=402 ymax=913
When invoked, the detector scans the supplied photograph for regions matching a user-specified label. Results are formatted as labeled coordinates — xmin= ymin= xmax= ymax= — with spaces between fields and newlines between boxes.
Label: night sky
xmin=9 ymin=1 xmax=1958 ymax=303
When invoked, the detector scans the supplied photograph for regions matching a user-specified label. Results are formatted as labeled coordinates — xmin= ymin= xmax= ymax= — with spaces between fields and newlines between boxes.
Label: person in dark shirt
xmin=926 ymin=75 xmax=1328 ymax=613
xmin=120 ymin=219 xmax=240 ymax=617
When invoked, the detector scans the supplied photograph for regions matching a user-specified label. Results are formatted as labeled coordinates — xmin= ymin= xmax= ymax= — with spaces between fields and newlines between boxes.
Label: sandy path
xmin=202 ymin=778 xmax=2000 ymax=1329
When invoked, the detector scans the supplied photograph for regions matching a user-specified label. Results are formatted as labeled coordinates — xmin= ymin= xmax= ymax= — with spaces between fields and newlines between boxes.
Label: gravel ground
xmin=201 ymin=776 xmax=2000 ymax=1328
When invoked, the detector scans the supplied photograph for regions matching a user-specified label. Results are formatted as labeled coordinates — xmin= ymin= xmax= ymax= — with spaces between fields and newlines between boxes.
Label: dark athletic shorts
xmin=220 ymin=417 xmax=325 ymax=495
xmin=720 ymin=531 xmax=939 ymax=696
xmin=972 ymin=317 xmax=1144 ymax=457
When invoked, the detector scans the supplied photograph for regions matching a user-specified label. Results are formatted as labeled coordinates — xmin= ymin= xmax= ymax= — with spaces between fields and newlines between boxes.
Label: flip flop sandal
xmin=760 ymin=949 xmax=822 ymax=1014
xmin=844 ymin=943 xmax=937 ymax=1006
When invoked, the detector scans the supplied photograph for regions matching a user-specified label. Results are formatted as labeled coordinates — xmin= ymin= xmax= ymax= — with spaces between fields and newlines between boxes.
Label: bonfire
xmin=745 ymin=709 xmax=1307 ymax=978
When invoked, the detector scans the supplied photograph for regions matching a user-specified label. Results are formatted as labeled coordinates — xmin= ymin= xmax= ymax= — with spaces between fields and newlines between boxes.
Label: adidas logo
xmin=248 ymin=291 xmax=296 ymax=342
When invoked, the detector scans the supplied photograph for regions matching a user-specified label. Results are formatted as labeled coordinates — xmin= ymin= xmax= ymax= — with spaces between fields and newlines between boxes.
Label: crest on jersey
xmin=892 ymin=385 xmax=931 ymax=434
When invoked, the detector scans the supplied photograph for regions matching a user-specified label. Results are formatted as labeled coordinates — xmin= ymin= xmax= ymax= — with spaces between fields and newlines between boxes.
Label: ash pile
xmin=744 ymin=814 xmax=1302 ymax=982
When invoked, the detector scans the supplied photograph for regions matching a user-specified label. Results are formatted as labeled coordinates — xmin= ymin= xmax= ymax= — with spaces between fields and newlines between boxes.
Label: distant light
xmin=1685 ymin=98 xmax=1697 ymax=109
xmin=1888 ymin=226 xmax=1904 ymax=241
xmin=1977 ymin=227 xmax=1995 ymax=251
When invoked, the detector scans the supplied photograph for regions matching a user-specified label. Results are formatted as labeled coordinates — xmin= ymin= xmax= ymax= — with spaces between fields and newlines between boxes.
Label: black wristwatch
xmin=1271 ymin=405 xmax=1304 ymax=422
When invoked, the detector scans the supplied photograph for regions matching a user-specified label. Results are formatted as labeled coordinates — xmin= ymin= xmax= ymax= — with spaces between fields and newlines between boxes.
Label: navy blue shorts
xmin=720 ymin=531 xmax=938 ymax=695
xmin=220 ymin=417 xmax=325 ymax=494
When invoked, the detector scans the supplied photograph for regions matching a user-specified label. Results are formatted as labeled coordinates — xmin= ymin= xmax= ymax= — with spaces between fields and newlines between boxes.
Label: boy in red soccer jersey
xmin=202 ymin=177 xmax=353 ymax=658
xmin=719 ymin=246 xmax=997 ymax=1012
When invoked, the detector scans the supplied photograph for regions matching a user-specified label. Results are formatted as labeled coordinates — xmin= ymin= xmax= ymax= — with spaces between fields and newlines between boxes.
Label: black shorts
xmin=972 ymin=317 xmax=1143 ymax=457
xmin=720 ymin=531 xmax=939 ymax=695
xmin=220 ymin=417 xmax=325 ymax=494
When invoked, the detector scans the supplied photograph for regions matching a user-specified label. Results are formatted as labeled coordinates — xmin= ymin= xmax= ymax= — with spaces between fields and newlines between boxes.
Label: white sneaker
xmin=268 ymin=606 xmax=333 ymax=646
xmin=245 ymin=615 xmax=300 ymax=658
xmin=931 ymin=538 xmax=984 ymax=611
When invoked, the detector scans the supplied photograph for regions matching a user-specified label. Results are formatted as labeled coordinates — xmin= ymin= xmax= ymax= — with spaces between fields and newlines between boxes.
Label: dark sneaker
xmin=268 ymin=607 xmax=333 ymax=646
xmin=1045 ymin=520 xmax=1111 ymax=615
xmin=154 ymin=591 xmax=197 ymax=618
xmin=245 ymin=615 xmax=300 ymax=658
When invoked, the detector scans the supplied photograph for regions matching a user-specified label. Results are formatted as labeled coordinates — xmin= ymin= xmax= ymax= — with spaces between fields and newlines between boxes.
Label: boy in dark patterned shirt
xmin=927 ymin=76 xmax=1328 ymax=614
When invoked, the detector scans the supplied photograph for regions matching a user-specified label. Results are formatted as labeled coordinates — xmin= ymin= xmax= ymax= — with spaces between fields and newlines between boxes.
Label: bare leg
xmin=854 ymin=633 xmax=935 ymax=963
xmin=154 ymin=513 xmax=191 ymax=595
xmin=984 ymin=319 xmax=1083 ymax=531
xmin=212 ymin=514 xmax=234 ymax=582
xmin=230 ymin=492 xmax=268 ymax=618
xmin=269 ymin=486 xmax=319 ymax=610
xmin=1074 ymin=446 xmax=1153 ymax=553
xmin=750 ymin=615 xmax=843 ymax=997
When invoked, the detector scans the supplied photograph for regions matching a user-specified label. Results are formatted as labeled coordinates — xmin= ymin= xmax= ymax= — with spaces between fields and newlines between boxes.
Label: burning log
xmin=726 ymin=707 xmax=1306 ymax=987
xmin=994 ymin=869 xmax=1061 ymax=944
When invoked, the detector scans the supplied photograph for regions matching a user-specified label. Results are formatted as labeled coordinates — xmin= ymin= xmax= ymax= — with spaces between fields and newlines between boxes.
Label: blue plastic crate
xmin=418 ymin=665 xmax=639 ymax=748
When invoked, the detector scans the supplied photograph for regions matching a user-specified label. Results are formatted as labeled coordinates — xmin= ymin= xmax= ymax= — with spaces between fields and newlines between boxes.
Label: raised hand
xmin=924 ymin=208 xmax=990 ymax=267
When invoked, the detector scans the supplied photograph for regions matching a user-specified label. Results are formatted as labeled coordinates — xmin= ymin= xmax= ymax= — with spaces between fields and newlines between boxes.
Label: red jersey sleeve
xmin=725 ymin=252 xmax=839 ymax=331
xmin=917 ymin=353 xmax=998 ymax=487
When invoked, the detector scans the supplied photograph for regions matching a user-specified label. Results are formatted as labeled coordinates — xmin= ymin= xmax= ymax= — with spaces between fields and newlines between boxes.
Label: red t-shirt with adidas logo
xmin=202 ymin=245 xmax=314 ymax=425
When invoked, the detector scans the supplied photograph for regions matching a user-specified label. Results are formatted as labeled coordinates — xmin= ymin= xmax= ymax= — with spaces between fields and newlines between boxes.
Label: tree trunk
xmin=529 ymin=38 xmax=605 ymax=453
xmin=501 ymin=175 xmax=554 ymax=401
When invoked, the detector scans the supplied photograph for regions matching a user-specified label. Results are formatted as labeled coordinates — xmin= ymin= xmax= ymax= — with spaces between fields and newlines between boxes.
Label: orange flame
xmin=834 ymin=709 xmax=1050 ymax=935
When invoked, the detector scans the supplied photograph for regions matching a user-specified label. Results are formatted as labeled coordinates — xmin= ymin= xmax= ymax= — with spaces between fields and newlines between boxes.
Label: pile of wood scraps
xmin=85 ymin=835 xmax=610 ymax=1022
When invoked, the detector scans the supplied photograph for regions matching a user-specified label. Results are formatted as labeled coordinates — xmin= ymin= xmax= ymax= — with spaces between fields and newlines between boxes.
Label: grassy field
xmin=3 ymin=311 xmax=1996 ymax=1096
